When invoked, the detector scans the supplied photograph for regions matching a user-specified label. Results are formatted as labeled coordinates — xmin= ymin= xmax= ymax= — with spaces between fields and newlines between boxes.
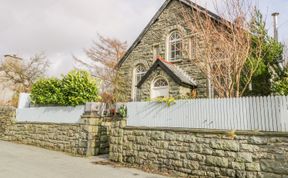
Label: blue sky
xmin=0 ymin=0 xmax=287 ymax=76
xmin=196 ymin=0 xmax=288 ymax=42
xmin=256 ymin=0 xmax=288 ymax=42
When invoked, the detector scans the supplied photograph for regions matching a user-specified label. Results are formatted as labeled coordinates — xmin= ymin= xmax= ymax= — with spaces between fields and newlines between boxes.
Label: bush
xmin=30 ymin=70 xmax=100 ymax=106
xmin=30 ymin=78 xmax=63 ymax=105
xmin=61 ymin=70 xmax=100 ymax=106
xmin=272 ymin=67 xmax=288 ymax=96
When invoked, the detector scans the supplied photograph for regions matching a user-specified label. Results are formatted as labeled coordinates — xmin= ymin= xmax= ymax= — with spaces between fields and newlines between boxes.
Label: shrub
xmin=30 ymin=78 xmax=63 ymax=105
xmin=30 ymin=70 xmax=100 ymax=106
xmin=61 ymin=70 xmax=100 ymax=106
xmin=272 ymin=68 xmax=288 ymax=96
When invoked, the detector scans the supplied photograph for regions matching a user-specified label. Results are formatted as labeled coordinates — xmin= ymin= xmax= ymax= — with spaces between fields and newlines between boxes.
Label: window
xmin=168 ymin=31 xmax=182 ymax=61
xmin=132 ymin=64 xmax=146 ymax=101
xmin=153 ymin=44 xmax=160 ymax=59
xmin=189 ymin=36 xmax=197 ymax=59
xmin=151 ymin=77 xmax=169 ymax=99
xmin=154 ymin=78 xmax=168 ymax=88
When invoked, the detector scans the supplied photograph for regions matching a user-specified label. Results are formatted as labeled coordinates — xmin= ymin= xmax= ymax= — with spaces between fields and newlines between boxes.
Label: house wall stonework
xmin=139 ymin=67 xmax=195 ymax=100
xmin=0 ymin=55 xmax=23 ymax=103
xmin=118 ymin=0 xmax=207 ymax=101
xmin=109 ymin=121 xmax=288 ymax=177
xmin=140 ymin=68 xmax=183 ymax=100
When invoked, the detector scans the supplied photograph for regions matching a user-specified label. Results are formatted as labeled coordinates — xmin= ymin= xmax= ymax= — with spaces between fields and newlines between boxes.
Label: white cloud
xmin=0 ymin=0 xmax=287 ymax=77
xmin=0 ymin=0 xmax=165 ymax=76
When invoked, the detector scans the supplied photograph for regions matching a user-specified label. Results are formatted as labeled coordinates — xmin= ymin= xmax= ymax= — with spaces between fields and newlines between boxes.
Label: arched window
xmin=151 ymin=77 xmax=169 ymax=99
xmin=168 ymin=31 xmax=182 ymax=61
xmin=154 ymin=78 xmax=169 ymax=88
xmin=132 ymin=64 xmax=146 ymax=101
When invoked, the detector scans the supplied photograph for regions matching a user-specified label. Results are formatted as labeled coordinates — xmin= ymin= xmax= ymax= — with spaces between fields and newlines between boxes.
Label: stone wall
xmin=109 ymin=124 xmax=288 ymax=178
xmin=0 ymin=106 xmax=15 ymax=137
xmin=3 ymin=122 xmax=89 ymax=155
xmin=117 ymin=0 xmax=208 ymax=101
xmin=99 ymin=118 xmax=113 ymax=154
xmin=0 ymin=107 xmax=115 ymax=156
xmin=140 ymin=68 xmax=187 ymax=101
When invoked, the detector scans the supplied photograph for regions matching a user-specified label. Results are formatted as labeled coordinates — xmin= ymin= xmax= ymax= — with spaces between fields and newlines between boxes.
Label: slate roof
xmin=117 ymin=0 xmax=226 ymax=68
xmin=136 ymin=58 xmax=197 ymax=89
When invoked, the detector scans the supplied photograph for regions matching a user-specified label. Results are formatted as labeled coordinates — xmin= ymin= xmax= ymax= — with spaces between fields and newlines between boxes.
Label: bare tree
xmin=74 ymin=34 xmax=127 ymax=102
xmin=179 ymin=0 xmax=264 ymax=97
xmin=0 ymin=53 xmax=49 ymax=93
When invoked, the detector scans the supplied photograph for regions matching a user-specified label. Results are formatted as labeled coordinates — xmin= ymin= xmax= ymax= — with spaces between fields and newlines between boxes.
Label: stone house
xmin=117 ymin=0 xmax=223 ymax=101
xmin=0 ymin=55 xmax=22 ymax=104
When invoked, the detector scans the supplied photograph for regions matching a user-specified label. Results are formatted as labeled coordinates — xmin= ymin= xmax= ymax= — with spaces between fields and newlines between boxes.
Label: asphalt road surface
xmin=0 ymin=141 xmax=167 ymax=178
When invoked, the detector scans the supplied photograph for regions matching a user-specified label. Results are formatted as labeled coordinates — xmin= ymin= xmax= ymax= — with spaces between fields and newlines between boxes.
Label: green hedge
xmin=272 ymin=73 xmax=288 ymax=96
xmin=31 ymin=70 xmax=100 ymax=106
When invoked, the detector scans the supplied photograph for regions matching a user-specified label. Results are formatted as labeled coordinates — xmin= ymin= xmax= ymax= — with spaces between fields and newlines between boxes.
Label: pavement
xmin=0 ymin=141 xmax=167 ymax=178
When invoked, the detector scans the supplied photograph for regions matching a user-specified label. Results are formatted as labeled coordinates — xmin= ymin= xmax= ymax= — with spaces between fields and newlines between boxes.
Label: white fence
xmin=127 ymin=96 xmax=288 ymax=132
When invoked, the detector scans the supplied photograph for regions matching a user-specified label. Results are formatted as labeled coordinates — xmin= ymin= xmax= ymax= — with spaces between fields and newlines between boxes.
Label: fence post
xmin=80 ymin=109 xmax=102 ymax=156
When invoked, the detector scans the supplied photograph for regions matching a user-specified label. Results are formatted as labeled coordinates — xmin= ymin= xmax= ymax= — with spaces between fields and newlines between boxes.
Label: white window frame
xmin=132 ymin=64 xmax=146 ymax=101
xmin=167 ymin=31 xmax=182 ymax=62
xmin=151 ymin=77 xmax=169 ymax=99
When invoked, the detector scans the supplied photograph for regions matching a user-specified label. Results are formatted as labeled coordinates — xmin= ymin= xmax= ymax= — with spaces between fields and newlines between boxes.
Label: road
xmin=0 ymin=141 xmax=167 ymax=178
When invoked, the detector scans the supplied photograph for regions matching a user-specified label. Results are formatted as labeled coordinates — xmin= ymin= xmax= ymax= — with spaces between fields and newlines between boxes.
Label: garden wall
xmin=109 ymin=121 xmax=288 ymax=178
xmin=0 ymin=106 xmax=15 ymax=137
xmin=0 ymin=106 xmax=115 ymax=156
xmin=3 ymin=122 xmax=90 ymax=155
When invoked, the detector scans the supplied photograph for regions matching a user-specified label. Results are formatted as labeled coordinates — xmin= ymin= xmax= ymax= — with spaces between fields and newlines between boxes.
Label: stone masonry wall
xmin=0 ymin=107 xmax=115 ymax=156
xmin=3 ymin=122 xmax=89 ymax=155
xmin=99 ymin=118 xmax=113 ymax=154
xmin=117 ymin=0 xmax=208 ymax=101
xmin=0 ymin=106 xmax=15 ymax=137
xmin=109 ymin=124 xmax=288 ymax=178
xmin=140 ymin=69 xmax=184 ymax=101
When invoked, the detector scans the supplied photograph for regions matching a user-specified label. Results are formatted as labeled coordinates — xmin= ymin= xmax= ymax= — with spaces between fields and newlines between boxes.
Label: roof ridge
xmin=172 ymin=63 xmax=197 ymax=85
xmin=136 ymin=58 xmax=197 ymax=88
xmin=116 ymin=0 xmax=225 ymax=68
xmin=156 ymin=56 xmax=197 ymax=85
xmin=156 ymin=56 xmax=173 ymax=65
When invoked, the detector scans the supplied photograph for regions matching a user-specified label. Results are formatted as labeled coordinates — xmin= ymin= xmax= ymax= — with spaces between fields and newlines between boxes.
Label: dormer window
xmin=168 ymin=31 xmax=182 ymax=61
xmin=151 ymin=77 xmax=169 ymax=99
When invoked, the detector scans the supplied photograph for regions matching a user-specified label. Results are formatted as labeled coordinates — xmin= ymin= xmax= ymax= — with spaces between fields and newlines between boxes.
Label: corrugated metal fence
xmin=127 ymin=96 xmax=288 ymax=132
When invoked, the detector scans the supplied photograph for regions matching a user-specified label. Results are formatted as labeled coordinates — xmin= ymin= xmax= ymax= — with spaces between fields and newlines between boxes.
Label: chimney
xmin=272 ymin=12 xmax=280 ymax=42
xmin=272 ymin=13 xmax=285 ymax=69
xmin=3 ymin=54 xmax=23 ymax=67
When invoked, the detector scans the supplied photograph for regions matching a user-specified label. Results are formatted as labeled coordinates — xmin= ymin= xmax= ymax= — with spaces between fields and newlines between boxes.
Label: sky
xmin=0 ymin=0 xmax=287 ymax=77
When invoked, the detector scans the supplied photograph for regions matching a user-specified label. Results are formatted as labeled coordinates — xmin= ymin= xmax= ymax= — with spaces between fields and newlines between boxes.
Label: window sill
xmin=168 ymin=59 xmax=183 ymax=63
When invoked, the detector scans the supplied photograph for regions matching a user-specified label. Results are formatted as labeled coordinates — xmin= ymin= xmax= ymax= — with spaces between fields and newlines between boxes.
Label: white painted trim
xmin=131 ymin=64 xmax=146 ymax=101
xmin=166 ymin=30 xmax=183 ymax=62
xmin=131 ymin=67 xmax=137 ymax=101
xmin=150 ymin=76 xmax=169 ymax=99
